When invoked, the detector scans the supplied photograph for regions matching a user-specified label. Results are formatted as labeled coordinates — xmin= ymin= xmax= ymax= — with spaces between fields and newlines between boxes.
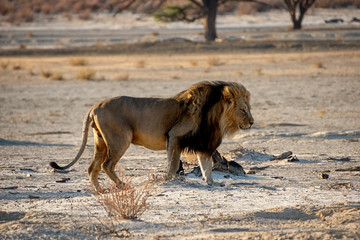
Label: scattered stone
xmin=325 ymin=18 xmax=344 ymax=24
xmin=212 ymin=150 xmax=230 ymax=172
xmin=246 ymin=170 xmax=256 ymax=174
xmin=189 ymin=150 xmax=245 ymax=177
xmin=326 ymin=157 xmax=351 ymax=162
xmin=28 ymin=195 xmax=40 ymax=199
xmin=335 ymin=166 xmax=360 ymax=172
xmin=1 ymin=186 xmax=18 ymax=190
xmin=274 ymin=151 xmax=293 ymax=160
xmin=351 ymin=17 xmax=360 ymax=23
xmin=20 ymin=168 xmax=37 ymax=173
xmin=56 ymin=177 xmax=71 ymax=183
xmin=272 ymin=176 xmax=284 ymax=180
xmin=191 ymin=167 xmax=202 ymax=177
xmin=250 ymin=166 xmax=269 ymax=171
xmin=321 ymin=173 xmax=329 ymax=179
xmin=287 ymin=155 xmax=299 ymax=162
xmin=228 ymin=161 xmax=245 ymax=176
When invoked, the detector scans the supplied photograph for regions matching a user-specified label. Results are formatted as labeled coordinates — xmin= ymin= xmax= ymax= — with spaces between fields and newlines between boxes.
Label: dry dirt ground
xmin=0 ymin=43 xmax=360 ymax=239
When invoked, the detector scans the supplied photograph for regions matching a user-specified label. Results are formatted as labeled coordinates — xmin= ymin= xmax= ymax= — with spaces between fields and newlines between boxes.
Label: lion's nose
xmin=249 ymin=121 xmax=254 ymax=127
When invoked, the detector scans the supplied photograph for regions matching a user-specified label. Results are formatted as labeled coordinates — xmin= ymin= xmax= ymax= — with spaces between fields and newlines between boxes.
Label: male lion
xmin=50 ymin=81 xmax=253 ymax=192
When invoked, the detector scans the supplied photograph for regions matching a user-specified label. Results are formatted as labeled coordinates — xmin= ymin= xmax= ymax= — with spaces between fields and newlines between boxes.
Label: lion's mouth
xmin=239 ymin=124 xmax=252 ymax=130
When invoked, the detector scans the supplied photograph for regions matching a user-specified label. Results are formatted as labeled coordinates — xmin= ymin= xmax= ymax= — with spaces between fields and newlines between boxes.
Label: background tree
xmin=283 ymin=0 xmax=316 ymax=29
xmin=115 ymin=0 xmax=268 ymax=42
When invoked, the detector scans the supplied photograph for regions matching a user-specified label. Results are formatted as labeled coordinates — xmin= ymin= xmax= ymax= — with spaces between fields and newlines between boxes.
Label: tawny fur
xmin=50 ymin=81 xmax=254 ymax=192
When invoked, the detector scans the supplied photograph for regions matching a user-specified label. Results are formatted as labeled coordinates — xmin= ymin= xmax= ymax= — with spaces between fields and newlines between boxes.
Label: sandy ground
xmin=1 ymin=9 xmax=360 ymax=240
xmin=1 ymin=48 xmax=359 ymax=239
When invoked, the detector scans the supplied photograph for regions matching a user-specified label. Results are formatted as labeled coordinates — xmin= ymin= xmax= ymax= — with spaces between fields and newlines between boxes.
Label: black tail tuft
xmin=49 ymin=161 xmax=63 ymax=170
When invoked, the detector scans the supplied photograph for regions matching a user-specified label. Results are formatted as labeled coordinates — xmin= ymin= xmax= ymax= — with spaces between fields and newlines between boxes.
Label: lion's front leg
xmin=197 ymin=154 xmax=214 ymax=185
xmin=165 ymin=137 xmax=181 ymax=180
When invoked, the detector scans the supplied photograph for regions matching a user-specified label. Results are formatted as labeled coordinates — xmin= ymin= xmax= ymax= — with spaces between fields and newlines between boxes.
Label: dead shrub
xmin=114 ymin=72 xmax=130 ymax=81
xmin=189 ymin=60 xmax=198 ymax=67
xmin=41 ymin=70 xmax=53 ymax=79
xmin=135 ymin=60 xmax=146 ymax=69
xmin=254 ymin=67 xmax=263 ymax=75
xmin=207 ymin=56 xmax=226 ymax=67
xmin=237 ymin=71 xmax=244 ymax=76
xmin=18 ymin=43 xmax=26 ymax=49
xmin=0 ymin=61 xmax=10 ymax=70
xmin=95 ymin=168 xmax=153 ymax=220
xmin=317 ymin=109 xmax=326 ymax=118
xmin=76 ymin=68 xmax=96 ymax=80
xmin=12 ymin=63 xmax=22 ymax=71
xmin=50 ymin=72 xmax=64 ymax=81
xmin=313 ymin=62 xmax=325 ymax=69
xmin=69 ymin=58 xmax=88 ymax=66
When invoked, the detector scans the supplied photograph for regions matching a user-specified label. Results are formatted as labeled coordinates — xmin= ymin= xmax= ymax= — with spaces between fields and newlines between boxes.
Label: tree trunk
xmin=293 ymin=19 xmax=302 ymax=29
xmin=203 ymin=0 xmax=217 ymax=41
xmin=284 ymin=0 xmax=316 ymax=30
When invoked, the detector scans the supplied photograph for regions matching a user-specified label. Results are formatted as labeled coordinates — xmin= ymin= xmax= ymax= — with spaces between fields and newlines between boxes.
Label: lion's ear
xmin=222 ymin=86 xmax=235 ymax=102
xmin=245 ymin=90 xmax=251 ymax=103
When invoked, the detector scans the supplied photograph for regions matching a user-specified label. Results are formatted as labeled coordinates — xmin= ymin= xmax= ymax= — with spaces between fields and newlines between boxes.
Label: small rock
xmin=56 ymin=177 xmax=71 ymax=183
xmin=287 ymin=155 xmax=299 ymax=162
xmin=228 ymin=161 xmax=245 ymax=176
xmin=28 ymin=195 xmax=40 ymax=199
xmin=274 ymin=151 xmax=293 ymax=160
xmin=191 ymin=167 xmax=202 ymax=177
xmin=321 ymin=173 xmax=329 ymax=179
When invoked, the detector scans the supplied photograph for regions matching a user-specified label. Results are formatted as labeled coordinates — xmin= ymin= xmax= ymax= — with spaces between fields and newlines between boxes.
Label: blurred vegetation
xmin=0 ymin=0 xmax=359 ymax=24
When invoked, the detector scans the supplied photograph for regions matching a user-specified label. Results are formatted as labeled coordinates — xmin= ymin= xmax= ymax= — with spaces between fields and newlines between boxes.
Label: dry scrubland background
xmin=1 ymin=0 xmax=360 ymax=24
xmin=1 ymin=2 xmax=360 ymax=240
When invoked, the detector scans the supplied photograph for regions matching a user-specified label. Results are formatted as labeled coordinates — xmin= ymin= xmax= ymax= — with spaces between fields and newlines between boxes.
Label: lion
xmin=50 ymin=81 xmax=253 ymax=192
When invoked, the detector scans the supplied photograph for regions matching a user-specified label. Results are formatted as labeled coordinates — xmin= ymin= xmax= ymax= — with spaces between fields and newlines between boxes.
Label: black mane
xmin=178 ymin=82 xmax=229 ymax=156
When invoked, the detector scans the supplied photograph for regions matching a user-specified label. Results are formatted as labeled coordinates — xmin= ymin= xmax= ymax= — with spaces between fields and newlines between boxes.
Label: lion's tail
xmin=49 ymin=107 xmax=93 ymax=170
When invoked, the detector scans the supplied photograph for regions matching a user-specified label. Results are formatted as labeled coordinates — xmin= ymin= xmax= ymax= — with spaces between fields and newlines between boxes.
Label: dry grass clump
xmin=254 ymin=67 xmax=263 ymax=75
xmin=312 ymin=62 xmax=325 ymax=69
xmin=135 ymin=60 xmax=146 ymax=69
xmin=41 ymin=70 xmax=63 ymax=80
xmin=189 ymin=60 xmax=198 ymax=67
xmin=317 ymin=109 xmax=326 ymax=118
xmin=18 ymin=43 xmax=27 ymax=49
xmin=69 ymin=57 xmax=88 ymax=66
xmin=76 ymin=68 xmax=96 ymax=80
xmin=207 ymin=56 xmax=226 ymax=67
xmin=12 ymin=63 xmax=22 ymax=70
xmin=0 ymin=61 xmax=10 ymax=70
xmin=95 ymin=168 xmax=153 ymax=220
xmin=41 ymin=70 xmax=52 ymax=79
xmin=237 ymin=71 xmax=244 ymax=76
xmin=114 ymin=72 xmax=130 ymax=81
xmin=50 ymin=72 xmax=64 ymax=80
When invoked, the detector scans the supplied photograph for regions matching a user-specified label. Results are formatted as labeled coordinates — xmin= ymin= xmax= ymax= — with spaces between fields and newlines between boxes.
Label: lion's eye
xmin=241 ymin=109 xmax=247 ymax=115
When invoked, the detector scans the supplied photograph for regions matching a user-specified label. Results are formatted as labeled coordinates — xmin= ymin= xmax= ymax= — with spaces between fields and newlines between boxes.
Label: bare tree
xmin=283 ymin=0 xmax=316 ymax=29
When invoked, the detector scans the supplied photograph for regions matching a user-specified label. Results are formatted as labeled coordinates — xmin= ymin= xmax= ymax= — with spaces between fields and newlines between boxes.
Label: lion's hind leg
xmin=101 ymin=132 xmax=132 ymax=189
xmin=88 ymin=129 xmax=107 ymax=193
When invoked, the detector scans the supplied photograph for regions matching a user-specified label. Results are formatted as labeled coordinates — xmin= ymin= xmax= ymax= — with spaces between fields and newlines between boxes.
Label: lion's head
xmin=175 ymin=81 xmax=254 ymax=155
xmin=219 ymin=82 xmax=254 ymax=134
